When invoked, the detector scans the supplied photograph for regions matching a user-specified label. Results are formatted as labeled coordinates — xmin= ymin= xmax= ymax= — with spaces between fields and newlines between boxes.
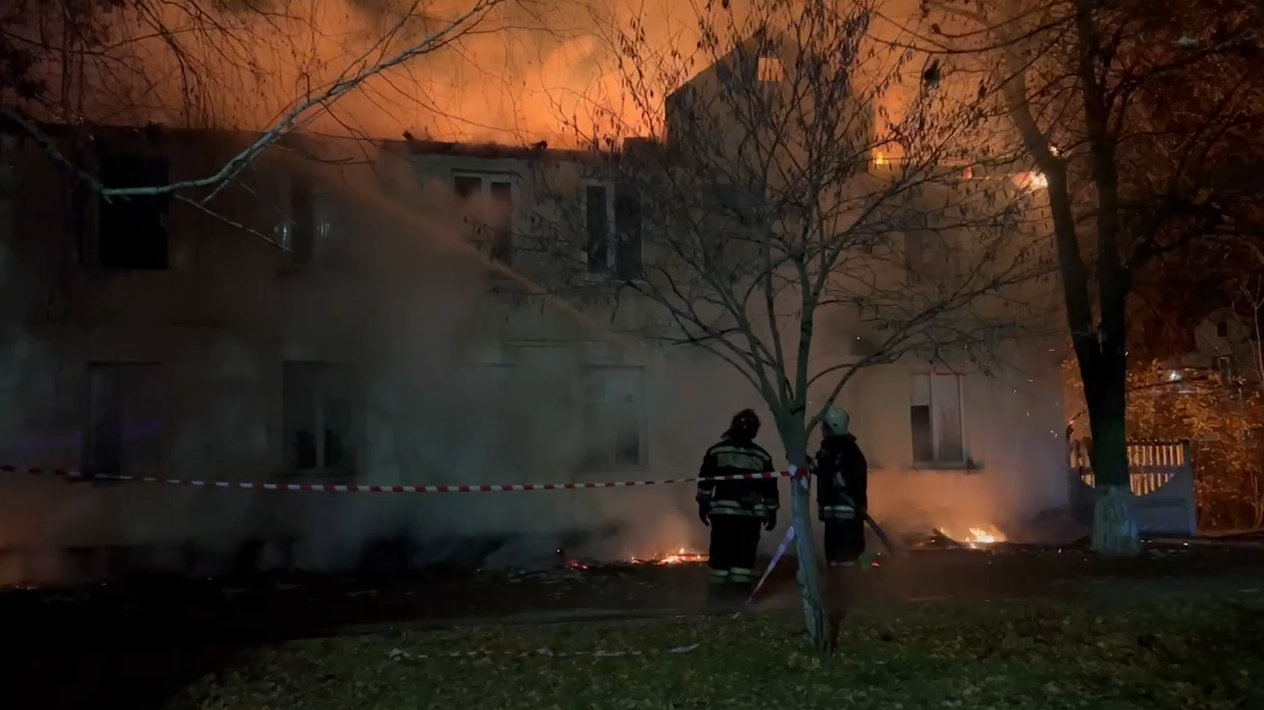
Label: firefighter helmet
xmin=726 ymin=408 xmax=761 ymax=440
xmin=822 ymin=405 xmax=850 ymax=437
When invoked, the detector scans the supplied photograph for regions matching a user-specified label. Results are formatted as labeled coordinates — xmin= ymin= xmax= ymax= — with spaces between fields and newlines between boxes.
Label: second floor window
xmin=584 ymin=181 xmax=642 ymax=279
xmin=454 ymin=172 xmax=514 ymax=265
xmin=97 ymin=151 xmax=170 ymax=270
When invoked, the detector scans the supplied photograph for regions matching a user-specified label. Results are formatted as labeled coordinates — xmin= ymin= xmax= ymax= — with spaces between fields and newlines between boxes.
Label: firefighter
xmin=813 ymin=405 xmax=869 ymax=568
xmin=696 ymin=408 xmax=779 ymax=590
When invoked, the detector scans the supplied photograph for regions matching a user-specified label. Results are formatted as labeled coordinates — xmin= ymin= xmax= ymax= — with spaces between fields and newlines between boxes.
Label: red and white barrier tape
xmin=0 ymin=465 xmax=791 ymax=493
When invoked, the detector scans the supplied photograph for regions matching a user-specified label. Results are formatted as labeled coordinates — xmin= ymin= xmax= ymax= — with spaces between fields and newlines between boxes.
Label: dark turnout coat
xmin=813 ymin=433 xmax=868 ymax=519
xmin=695 ymin=436 xmax=779 ymax=518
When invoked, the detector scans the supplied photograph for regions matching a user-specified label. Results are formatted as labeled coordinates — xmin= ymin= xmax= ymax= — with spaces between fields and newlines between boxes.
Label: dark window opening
xmin=453 ymin=175 xmax=483 ymax=198
xmin=489 ymin=180 xmax=514 ymax=265
xmin=290 ymin=176 xmax=315 ymax=266
xmin=904 ymin=230 xmax=925 ymax=274
xmin=283 ymin=362 xmax=356 ymax=474
xmin=586 ymin=184 xmax=610 ymax=274
xmin=614 ymin=187 xmax=642 ymax=279
xmin=1217 ymin=321 xmax=1228 ymax=338
xmin=85 ymin=363 xmax=163 ymax=475
xmin=910 ymin=404 xmax=934 ymax=463
xmin=97 ymin=152 xmax=170 ymax=270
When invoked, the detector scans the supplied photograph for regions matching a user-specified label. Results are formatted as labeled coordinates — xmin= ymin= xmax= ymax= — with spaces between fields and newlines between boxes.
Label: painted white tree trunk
xmin=1092 ymin=483 xmax=1141 ymax=556
xmin=788 ymin=468 xmax=829 ymax=652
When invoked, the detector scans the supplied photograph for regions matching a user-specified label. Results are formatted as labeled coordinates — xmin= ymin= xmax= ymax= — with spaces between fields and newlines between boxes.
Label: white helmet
xmin=822 ymin=405 xmax=850 ymax=437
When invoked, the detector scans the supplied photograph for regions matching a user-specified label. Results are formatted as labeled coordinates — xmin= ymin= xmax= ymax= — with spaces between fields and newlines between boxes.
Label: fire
xmin=940 ymin=526 xmax=1006 ymax=549
xmin=961 ymin=526 xmax=1006 ymax=548
xmin=628 ymin=547 xmax=709 ymax=566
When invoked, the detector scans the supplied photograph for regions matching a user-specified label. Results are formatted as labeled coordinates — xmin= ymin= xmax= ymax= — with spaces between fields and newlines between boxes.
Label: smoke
xmin=0 ymin=129 xmax=730 ymax=585
xmin=3 ymin=0 xmax=980 ymax=149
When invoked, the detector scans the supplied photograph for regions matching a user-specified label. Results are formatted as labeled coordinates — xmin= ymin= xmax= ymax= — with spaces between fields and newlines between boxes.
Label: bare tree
xmin=0 ymin=0 xmax=510 ymax=245
xmin=527 ymin=0 xmax=1052 ymax=652
xmin=905 ymin=0 xmax=1264 ymax=555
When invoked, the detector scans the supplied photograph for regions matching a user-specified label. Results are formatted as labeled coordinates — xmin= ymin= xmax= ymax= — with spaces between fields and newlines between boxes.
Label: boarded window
xmin=84 ymin=363 xmax=163 ymax=475
xmin=580 ymin=365 xmax=647 ymax=471
xmin=910 ymin=372 xmax=966 ymax=465
xmin=97 ymin=152 xmax=170 ymax=270
xmin=283 ymin=362 xmax=356 ymax=474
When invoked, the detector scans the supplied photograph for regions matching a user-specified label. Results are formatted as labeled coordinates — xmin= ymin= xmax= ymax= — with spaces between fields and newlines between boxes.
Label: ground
xmin=166 ymin=599 xmax=1264 ymax=710
xmin=5 ymin=541 xmax=1264 ymax=709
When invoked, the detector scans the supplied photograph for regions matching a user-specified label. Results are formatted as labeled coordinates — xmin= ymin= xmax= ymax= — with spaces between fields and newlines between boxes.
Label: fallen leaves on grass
xmin=167 ymin=599 xmax=1264 ymax=710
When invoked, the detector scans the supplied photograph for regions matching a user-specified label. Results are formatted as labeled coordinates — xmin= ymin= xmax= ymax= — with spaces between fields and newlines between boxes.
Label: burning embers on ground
xmin=927 ymin=526 xmax=1007 ymax=549
xmin=630 ymin=548 xmax=709 ymax=565
xmin=559 ymin=547 xmax=708 ymax=571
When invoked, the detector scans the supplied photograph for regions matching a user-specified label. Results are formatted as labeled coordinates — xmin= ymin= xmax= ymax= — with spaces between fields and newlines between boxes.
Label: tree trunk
xmin=786 ymin=442 xmax=829 ymax=654
xmin=1081 ymin=341 xmax=1141 ymax=556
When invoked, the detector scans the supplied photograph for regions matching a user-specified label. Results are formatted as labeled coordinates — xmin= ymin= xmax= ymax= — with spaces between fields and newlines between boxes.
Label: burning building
xmin=0 ymin=27 xmax=1069 ymax=587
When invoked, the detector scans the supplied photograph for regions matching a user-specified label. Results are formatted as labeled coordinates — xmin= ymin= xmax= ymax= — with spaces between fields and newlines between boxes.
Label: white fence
xmin=1069 ymin=440 xmax=1198 ymax=536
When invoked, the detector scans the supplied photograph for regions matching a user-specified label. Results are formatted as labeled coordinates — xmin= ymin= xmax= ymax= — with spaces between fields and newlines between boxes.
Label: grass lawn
xmin=168 ymin=597 xmax=1264 ymax=710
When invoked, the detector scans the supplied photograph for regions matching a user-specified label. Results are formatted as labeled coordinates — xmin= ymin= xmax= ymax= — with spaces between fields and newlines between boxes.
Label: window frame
xmin=452 ymin=170 xmax=518 ymax=265
xmin=577 ymin=364 xmax=649 ymax=473
xmin=281 ymin=361 xmax=361 ymax=477
xmin=909 ymin=371 xmax=969 ymax=469
xmin=83 ymin=361 xmax=164 ymax=476
xmin=582 ymin=179 xmax=617 ymax=278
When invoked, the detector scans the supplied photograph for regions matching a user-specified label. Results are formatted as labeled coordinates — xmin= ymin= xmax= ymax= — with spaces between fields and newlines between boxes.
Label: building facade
xmin=0 ymin=87 xmax=1066 ymax=584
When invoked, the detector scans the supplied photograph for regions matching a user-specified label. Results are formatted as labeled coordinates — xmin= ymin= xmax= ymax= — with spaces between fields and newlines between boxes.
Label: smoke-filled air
xmin=0 ymin=0 xmax=1070 ymax=586
xmin=1 ymin=0 xmax=962 ymax=146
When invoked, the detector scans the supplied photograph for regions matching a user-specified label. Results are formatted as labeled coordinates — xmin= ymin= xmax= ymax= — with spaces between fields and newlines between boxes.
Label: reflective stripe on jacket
xmin=696 ymin=437 xmax=779 ymax=517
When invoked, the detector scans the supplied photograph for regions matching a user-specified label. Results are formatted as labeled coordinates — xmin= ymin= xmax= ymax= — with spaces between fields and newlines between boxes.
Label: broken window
xmin=579 ymin=365 xmax=647 ymax=471
xmin=910 ymin=372 xmax=966 ymax=466
xmin=84 ymin=363 xmax=163 ymax=475
xmin=453 ymin=173 xmax=515 ymax=265
xmin=283 ymin=362 xmax=356 ymax=474
xmin=97 ymin=152 xmax=170 ymax=270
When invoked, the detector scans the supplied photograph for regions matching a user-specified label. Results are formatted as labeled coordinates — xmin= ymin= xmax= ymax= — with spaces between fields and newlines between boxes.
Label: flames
xmin=940 ymin=526 xmax=1006 ymax=549
xmin=560 ymin=546 xmax=708 ymax=571
xmin=631 ymin=547 xmax=709 ymax=565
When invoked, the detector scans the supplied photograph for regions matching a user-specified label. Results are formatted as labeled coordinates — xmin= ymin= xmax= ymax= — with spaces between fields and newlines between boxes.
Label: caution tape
xmin=388 ymin=642 xmax=701 ymax=661
xmin=0 ymin=465 xmax=792 ymax=493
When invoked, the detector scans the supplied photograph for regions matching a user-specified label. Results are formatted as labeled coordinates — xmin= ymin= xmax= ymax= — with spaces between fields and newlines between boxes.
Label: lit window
xmin=757 ymin=56 xmax=784 ymax=82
